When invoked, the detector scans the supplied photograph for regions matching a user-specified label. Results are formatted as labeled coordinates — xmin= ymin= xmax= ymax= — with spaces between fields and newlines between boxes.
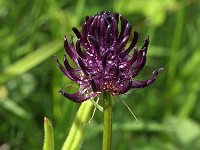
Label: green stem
xmin=102 ymin=93 xmax=112 ymax=150
xmin=62 ymin=100 xmax=93 ymax=150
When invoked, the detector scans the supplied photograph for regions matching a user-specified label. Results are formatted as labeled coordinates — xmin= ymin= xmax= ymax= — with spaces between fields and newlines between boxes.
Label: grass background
xmin=0 ymin=0 xmax=200 ymax=149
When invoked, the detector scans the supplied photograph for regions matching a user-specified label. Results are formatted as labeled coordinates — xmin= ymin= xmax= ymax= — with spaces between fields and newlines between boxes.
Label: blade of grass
xmin=0 ymin=98 xmax=31 ymax=119
xmin=166 ymin=5 xmax=185 ymax=113
xmin=0 ymin=40 xmax=62 ymax=84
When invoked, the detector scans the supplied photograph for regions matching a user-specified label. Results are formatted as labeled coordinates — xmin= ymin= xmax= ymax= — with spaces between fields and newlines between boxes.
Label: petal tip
xmin=54 ymin=55 xmax=59 ymax=62
xmin=58 ymin=88 xmax=63 ymax=94
xmin=153 ymin=67 xmax=164 ymax=75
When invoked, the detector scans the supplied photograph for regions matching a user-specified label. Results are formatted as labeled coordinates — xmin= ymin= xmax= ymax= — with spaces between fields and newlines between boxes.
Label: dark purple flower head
xmin=55 ymin=11 xmax=163 ymax=103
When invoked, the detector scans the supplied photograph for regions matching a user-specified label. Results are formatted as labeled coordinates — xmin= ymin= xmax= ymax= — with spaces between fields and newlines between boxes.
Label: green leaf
xmin=165 ymin=117 xmax=200 ymax=148
xmin=43 ymin=117 xmax=54 ymax=150
xmin=0 ymin=98 xmax=31 ymax=119
xmin=0 ymin=40 xmax=62 ymax=84
xmin=62 ymin=101 xmax=93 ymax=150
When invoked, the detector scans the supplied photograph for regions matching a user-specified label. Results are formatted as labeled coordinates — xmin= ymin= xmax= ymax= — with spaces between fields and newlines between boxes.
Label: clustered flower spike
xmin=55 ymin=11 xmax=163 ymax=103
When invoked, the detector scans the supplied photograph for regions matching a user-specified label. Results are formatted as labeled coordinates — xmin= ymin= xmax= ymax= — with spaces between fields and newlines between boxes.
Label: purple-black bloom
xmin=55 ymin=11 xmax=163 ymax=103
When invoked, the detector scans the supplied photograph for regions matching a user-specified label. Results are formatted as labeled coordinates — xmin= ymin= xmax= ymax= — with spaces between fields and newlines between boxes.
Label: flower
xmin=54 ymin=11 xmax=163 ymax=103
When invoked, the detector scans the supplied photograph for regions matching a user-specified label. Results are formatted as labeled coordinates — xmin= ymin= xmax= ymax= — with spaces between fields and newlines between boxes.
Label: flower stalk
xmin=102 ymin=93 xmax=112 ymax=150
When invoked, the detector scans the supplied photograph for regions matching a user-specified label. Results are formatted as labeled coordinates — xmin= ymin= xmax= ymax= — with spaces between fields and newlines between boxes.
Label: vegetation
xmin=0 ymin=0 xmax=199 ymax=149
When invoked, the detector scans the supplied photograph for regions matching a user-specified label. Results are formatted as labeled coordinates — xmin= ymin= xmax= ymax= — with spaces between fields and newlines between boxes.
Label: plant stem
xmin=102 ymin=93 xmax=112 ymax=150
xmin=62 ymin=100 xmax=93 ymax=150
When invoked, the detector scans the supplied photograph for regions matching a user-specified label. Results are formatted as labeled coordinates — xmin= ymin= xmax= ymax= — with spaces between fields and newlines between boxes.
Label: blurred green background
xmin=0 ymin=0 xmax=200 ymax=149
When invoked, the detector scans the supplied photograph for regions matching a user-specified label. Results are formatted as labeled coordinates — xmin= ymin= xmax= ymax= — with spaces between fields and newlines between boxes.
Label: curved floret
xmin=55 ymin=11 xmax=163 ymax=103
